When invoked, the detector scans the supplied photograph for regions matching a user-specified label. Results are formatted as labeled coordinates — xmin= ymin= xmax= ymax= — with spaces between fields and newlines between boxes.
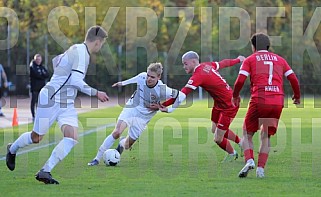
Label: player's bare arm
xmin=217 ymin=56 xmax=244 ymax=69
xmin=232 ymin=96 xmax=241 ymax=107
xmin=96 ymin=91 xmax=109 ymax=102
xmin=112 ymin=82 xmax=122 ymax=87
xmin=158 ymin=104 xmax=168 ymax=113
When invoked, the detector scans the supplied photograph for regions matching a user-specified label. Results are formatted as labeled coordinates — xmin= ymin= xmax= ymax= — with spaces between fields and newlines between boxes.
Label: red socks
xmin=244 ymin=150 xmax=269 ymax=168
xmin=217 ymin=138 xmax=234 ymax=154
xmin=244 ymin=149 xmax=254 ymax=162
xmin=258 ymin=153 xmax=269 ymax=168
xmin=224 ymin=129 xmax=241 ymax=144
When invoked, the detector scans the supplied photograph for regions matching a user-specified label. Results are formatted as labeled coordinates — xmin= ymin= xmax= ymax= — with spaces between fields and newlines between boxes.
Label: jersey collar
xmin=193 ymin=64 xmax=201 ymax=73
xmin=83 ymin=43 xmax=91 ymax=57
xmin=146 ymin=80 xmax=159 ymax=89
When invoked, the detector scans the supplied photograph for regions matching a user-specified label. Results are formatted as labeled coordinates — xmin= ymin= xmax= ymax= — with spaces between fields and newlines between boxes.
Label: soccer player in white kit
xmin=6 ymin=26 xmax=109 ymax=184
xmin=88 ymin=62 xmax=184 ymax=166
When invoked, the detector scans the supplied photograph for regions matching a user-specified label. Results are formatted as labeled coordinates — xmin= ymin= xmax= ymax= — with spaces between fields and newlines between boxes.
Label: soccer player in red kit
xmin=159 ymin=51 xmax=245 ymax=161
xmin=232 ymin=33 xmax=301 ymax=178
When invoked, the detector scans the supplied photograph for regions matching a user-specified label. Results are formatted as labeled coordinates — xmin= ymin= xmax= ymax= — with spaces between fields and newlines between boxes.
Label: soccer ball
xmin=103 ymin=149 xmax=121 ymax=166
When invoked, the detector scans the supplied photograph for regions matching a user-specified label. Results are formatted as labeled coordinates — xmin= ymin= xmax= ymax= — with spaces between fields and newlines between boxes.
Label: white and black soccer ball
xmin=103 ymin=149 xmax=121 ymax=166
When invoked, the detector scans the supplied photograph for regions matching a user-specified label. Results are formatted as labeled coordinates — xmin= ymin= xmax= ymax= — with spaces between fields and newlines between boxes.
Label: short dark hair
xmin=251 ymin=33 xmax=270 ymax=51
xmin=85 ymin=26 xmax=108 ymax=42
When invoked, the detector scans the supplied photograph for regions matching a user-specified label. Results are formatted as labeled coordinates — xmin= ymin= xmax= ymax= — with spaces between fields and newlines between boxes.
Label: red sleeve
xmin=233 ymin=74 xmax=247 ymax=98
xmin=161 ymin=86 xmax=193 ymax=107
xmin=162 ymin=98 xmax=175 ymax=107
xmin=287 ymin=73 xmax=300 ymax=99
xmin=180 ymin=86 xmax=193 ymax=95
xmin=217 ymin=58 xmax=241 ymax=69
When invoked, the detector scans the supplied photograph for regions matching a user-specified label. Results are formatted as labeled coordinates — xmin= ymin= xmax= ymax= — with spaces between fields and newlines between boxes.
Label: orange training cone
xmin=12 ymin=108 xmax=18 ymax=127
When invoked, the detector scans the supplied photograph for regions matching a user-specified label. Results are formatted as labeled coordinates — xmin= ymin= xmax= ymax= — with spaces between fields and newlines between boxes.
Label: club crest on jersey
xmin=151 ymin=94 xmax=157 ymax=101
xmin=187 ymin=80 xmax=193 ymax=84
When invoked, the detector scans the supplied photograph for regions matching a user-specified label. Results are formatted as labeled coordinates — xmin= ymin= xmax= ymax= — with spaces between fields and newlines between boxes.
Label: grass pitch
xmin=1 ymin=98 xmax=321 ymax=196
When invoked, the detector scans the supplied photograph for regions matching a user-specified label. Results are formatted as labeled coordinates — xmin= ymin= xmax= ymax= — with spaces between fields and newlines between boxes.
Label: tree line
xmin=0 ymin=0 xmax=321 ymax=96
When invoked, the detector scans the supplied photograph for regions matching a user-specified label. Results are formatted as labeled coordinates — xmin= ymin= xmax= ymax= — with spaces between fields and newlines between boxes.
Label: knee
xmin=211 ymin=128 xmax=215 ymax=134
xmin=213 ymin=129 xmax=225 ymax=144
xmin=214 ymin=137 xmax=222 ymax=144
xmin=62 ymin=125 xmax=78 ymax=141
xmin=212 ymin=125 xmax=217 ymax=134
xmin=31 ymin=132 xmax=43 ymax=143
xmin=112 ymin=129 xmax=122 ymax=139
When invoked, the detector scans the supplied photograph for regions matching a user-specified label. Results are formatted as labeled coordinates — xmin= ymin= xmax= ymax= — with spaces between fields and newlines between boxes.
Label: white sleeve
xmin=121 ymin=72 xmax=146 ymax=86
xmin=164 ymin=85 xmax=179 ymax=99
xmin=71 ymin=45 xmax=88 ymax=74
xmin=66 ymin=45 xmax=97 ymax=96
xmin=167 ymin=91 xmax=186 ymax=113
xmin=69 ymin=71 xmax=97 ymax=96
xmin=214 ymin=62 xmax=219 ymax=70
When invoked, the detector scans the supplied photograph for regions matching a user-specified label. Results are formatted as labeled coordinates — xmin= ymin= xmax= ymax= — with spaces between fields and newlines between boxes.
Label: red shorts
xmin=243 ymin=102 xmax=283 ymax=136
xmin=211 ymin=106 xmax=239 ymax=130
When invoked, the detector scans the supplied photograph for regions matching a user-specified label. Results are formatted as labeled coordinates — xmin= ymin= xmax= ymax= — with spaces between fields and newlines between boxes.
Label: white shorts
xmin=118 ymin=107 xmax=154 ymax=140
xmin=33 ymin=88 xmax=78 ymax=135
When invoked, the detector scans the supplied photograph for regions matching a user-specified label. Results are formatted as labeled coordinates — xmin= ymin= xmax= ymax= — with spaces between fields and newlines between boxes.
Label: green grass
xmin=1 ymin=98 xmax=321 ymax=196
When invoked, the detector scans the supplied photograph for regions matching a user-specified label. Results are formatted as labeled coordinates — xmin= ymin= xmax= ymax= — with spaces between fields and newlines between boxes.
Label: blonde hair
xmin=34 ymin=54 xmax=41 ymax=59
xmin=147 ymin=62 xmax=163 ymax=76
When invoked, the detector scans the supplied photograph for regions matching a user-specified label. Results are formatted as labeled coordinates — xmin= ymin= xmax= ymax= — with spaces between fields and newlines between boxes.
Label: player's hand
xmin=148 ymin=103 xmax=160 ymax=111
xmin=232 ymin=96 xmax=241 ymax=107
xmin=158 ymin=104 xmax=169 ymax=113
xmin=112 ymin=82 xmax=122 ymax=87
xmin=96 ymin=91 xmax=109 ymax=102
xmin=3 ymin=81 xmax=8 ymax=88
xmin=237 ymin=55 xmax=246 ymax=62
xmin=292 ymin=96 xmax=300 ymax=105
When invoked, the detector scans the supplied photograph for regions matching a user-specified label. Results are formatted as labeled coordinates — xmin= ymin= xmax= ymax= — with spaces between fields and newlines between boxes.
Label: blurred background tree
xmin=0 ymin=0 xmax=320 ymax=97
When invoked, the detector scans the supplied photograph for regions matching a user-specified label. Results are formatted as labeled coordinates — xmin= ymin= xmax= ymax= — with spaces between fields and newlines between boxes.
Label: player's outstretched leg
xmin=6 ymin=131 xmax=34 ymax=171
xmin=224 ymin=129 xmax=243 ymax=157
xmin=216 ymin=137 xmax=238 ymax=162
xmin=88 ymin=134 xmax=117 ymax=166
xmin=6 ymin=143 xmax=16 ymax=171
xmin=35 ymin=169 xmax=59 ymax=184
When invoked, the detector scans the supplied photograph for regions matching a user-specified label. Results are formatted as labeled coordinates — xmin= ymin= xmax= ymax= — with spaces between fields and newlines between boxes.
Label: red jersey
xmin=182 ymin=62 xmax=234 ymax=110
xmin=162 ymin=58 xmax=241 ymax=110
xmin=238 ymin=50 xmax=294 ymax=105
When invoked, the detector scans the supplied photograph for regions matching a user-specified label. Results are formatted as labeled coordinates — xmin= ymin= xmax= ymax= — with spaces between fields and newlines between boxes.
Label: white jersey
xmin=45 ymin=43 xmax=97 ymax=103
xmin=121 ymin=72 xmax=179 ymax=115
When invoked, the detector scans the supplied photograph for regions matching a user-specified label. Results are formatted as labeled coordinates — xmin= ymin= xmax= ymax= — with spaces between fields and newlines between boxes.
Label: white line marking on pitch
xmin=0 ymin=123 xmax=115 ymax=161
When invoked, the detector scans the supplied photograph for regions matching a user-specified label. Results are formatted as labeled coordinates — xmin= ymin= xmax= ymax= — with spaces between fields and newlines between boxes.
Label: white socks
xmin=42 ymin=137 xmax=78 ymax=172
xmin=10 ymin=131 xmax=33 ymax=154
xmin=94 ymin=134 xmax=116 ymax=161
